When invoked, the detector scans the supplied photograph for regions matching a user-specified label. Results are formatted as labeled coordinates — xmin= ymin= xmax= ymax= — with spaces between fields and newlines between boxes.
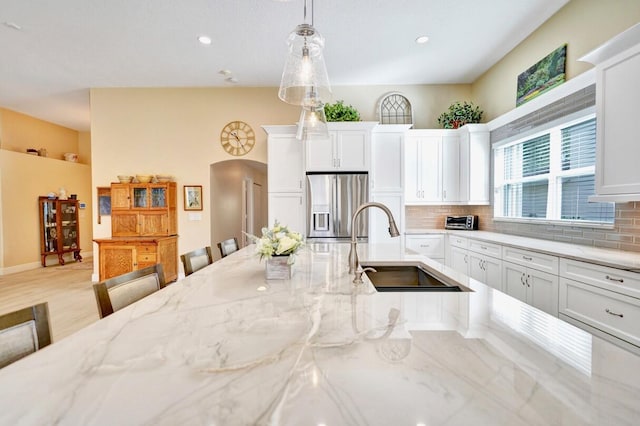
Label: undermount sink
xmin=361 ymin=264 xmax=469 ymax=292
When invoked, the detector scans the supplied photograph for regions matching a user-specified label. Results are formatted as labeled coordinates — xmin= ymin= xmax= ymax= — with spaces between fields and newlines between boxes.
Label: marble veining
xmin=0 ymin=243 xmax=639 ymax=425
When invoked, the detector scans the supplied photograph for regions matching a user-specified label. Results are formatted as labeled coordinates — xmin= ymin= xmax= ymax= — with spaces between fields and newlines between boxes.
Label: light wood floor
xmin=0 ymin=259 xmax=99 ymax=342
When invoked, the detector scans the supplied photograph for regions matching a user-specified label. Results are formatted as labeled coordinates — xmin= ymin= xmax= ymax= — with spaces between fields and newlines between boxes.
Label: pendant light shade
xmin=296 ymin=104 xmax=328 ymax=141
xmin=278 ymin=1 xmax=331 ymax=107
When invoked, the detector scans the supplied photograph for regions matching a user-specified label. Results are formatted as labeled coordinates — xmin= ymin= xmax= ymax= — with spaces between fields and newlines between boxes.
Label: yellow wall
xmin=0 ymin=150 xmax=92 ymax=271
xmin=0 ymin=108 xmax=82 ymax=162
xmin=89 ymin=84 xmax=468 ymax=273
xmin=472 ymin=0 xmax=640 ymax=120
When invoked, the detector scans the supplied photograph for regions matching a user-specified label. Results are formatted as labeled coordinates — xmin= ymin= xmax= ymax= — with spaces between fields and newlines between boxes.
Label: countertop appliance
xmin=445 ymin=215 xmax=478 ymax=230
xmin=307 ymin=172 xmax=369 ymax=240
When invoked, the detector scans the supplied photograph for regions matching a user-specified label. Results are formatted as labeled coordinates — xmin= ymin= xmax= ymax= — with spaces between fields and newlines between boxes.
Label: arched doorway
xmin=210 ymin=160 xmax=268 ymax=260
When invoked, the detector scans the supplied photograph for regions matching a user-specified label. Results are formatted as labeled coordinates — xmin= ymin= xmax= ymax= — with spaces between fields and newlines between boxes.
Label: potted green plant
xmin=437 ymin=101 xmax=483 ymax=129
xmin=324 ymin=100 xmax=361 ymax=122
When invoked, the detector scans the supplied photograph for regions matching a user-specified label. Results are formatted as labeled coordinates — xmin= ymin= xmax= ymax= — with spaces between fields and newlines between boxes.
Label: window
xmin=494 ymin=113 xmax=614 ymax=225
xmin=378 ymin=92 xmax=413 ymax=125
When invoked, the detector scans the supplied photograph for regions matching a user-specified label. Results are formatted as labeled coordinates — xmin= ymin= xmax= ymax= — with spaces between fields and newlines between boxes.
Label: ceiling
xmin=0 ymin=0 xmax=569 ymax=132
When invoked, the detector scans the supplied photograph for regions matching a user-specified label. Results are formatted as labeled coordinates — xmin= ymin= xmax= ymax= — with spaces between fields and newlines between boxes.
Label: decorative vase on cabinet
xmin=39 ymin=196 xmax=82 ymax=266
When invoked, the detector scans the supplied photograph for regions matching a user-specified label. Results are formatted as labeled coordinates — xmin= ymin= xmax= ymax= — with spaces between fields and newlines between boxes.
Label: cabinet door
xmin=467 ymin=128 xmax=490 ymax=204
xmin=441 ymin=133 xmax=459 ymax=202
xmin=596 ymin=43 xmax=640 ymax=195
xmin=305 ymin=135 xmax=334 ymax=171
xmin=336 ymin=131 xmax=368 ymax=170
xmin=528 ymin=269 xmax=559 ymax=316
xmin=269 ymin=135 xmax=305 ymax=192
xmin=468 ymin=252 xmax=485 ymax=283
xmin=371 ymin=131 xmax=403 ymax=192
xmin=420 ymin=136 xmax=441 ymax=201
xmin=111 ymin=184 xmax=130 ymax=210
xmin=131 ymin=185 xmax=149 ymax=209
xmin=503 ymin=261 xmax=528 ymax=303
xmin=369 ymin=193 xmax=403 ymax=245
xmin=139 ymin=211 xmax=168 ymax=236
xmin=100 ymin=245 xmax=136 ymax=280
xmin=484 ymin=255 xmax=503 ymax=291
xmin=268 ymin=193 xmax=305 ymax=234
xmin=449 ymin=246 xmax=469 ymax=275
xmin=112 ymin=212 xmax=139 ymax=236
xmin=404 ymin=137 xmax=421 ymax=203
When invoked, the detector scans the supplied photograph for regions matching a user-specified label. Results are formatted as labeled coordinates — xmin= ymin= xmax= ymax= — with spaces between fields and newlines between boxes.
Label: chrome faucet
xmin=348 ymin=202 xmax=401 ymax=275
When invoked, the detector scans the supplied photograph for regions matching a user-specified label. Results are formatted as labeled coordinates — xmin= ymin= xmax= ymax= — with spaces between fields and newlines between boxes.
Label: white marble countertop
xmin=406 ymin=228 xmax=640 ymax=271
xmin=1 ymin=242 xmax=639 ymax=425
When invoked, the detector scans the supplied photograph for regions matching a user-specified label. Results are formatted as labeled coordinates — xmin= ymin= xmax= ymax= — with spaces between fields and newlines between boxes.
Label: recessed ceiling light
xmin=225 ymin=77 xmax=239 ymax=84
xmin=415 ymin=35 xmax=429 ymax=44
xmin=218 ymin=69 xmax=232 ymax=76
xmin=198 ymin=35 xmax=212 ymax=45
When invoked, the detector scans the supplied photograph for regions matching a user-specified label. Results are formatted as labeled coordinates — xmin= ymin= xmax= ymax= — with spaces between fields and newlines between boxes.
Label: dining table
xmin=1 ymin=242 xmax=639 ymax=425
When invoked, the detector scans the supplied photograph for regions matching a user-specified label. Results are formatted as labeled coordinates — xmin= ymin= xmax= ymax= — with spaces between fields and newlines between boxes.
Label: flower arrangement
xmin=247 ymin=221 xmax=304 ymax=264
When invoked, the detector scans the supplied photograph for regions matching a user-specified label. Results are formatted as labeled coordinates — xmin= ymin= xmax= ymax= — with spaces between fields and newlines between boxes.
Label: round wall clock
xmin=220 ymin=121 xmax=256 ymax=156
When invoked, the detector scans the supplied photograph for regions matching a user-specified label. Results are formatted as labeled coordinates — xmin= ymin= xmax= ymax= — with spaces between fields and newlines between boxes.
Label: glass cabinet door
xmin=150 ymin=186 xmax=167 ymax=208
xmin=132 ymin=186 xmax=148 ymax=208
xmin=60 ymin=201 xmax=78 ymax=250
xmin=41 ymin=199 xmax=57 ymax=252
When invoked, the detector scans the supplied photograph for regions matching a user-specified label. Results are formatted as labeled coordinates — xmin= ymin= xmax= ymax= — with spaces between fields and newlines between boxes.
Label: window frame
xmin=492 ymin=107 xmax=615 ymax=229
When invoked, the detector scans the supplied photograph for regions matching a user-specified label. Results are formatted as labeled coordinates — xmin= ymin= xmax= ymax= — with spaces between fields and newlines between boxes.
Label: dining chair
xmin=0 ymin=302 xmax=52 ymax=369
xmin=93 ymin=264 xmax=166 ymax=319
xmin=217 ymin=237 xmax=239 ymax=258
xmin=181 ymin=246 xmax=214 ymax=277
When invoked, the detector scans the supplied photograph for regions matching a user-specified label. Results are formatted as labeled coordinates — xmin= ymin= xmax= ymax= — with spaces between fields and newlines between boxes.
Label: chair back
xmin=181 ymin=246 xmax=213 ymax=277
xmin=217 ymin=238 xmax=239 ymax=258
xmin=0 ymin=302 xmax=52 ymax=369
xmin=93 ymin=264 xmax=166 ymax=319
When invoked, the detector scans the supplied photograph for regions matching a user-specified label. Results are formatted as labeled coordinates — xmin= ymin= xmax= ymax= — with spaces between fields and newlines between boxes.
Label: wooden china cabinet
xmin=39 ymin=197 xmax=82 ymax=266
xmin=94 ymin=182 xmax=178 ymax=282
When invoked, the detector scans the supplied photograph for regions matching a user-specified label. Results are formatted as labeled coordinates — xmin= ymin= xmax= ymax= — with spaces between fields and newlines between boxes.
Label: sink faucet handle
xmin=353 ymin=266 xmax=377 ymax=284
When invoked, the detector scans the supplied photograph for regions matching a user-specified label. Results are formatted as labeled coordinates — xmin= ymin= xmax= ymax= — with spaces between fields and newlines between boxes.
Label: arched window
xmin=378 ymin=92 xmax=413 ymax=125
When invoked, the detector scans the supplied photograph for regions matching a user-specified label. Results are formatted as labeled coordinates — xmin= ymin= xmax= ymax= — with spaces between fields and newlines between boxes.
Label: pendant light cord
xmin=303 ymin=0 xmax=314 ymax=27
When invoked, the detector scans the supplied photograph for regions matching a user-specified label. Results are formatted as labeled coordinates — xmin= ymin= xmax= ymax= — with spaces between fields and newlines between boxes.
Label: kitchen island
xmin=1 ymin=242 xmax=639 ymax=425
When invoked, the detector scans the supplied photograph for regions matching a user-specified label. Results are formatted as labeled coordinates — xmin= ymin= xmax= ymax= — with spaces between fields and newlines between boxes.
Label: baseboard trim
xmin=0 ymin=252 xmax=93 ymax=276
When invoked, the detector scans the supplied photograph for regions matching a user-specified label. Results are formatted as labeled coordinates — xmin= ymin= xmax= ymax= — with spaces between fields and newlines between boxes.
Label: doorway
xmin=210 ymin=160 xmax=268 ymax=260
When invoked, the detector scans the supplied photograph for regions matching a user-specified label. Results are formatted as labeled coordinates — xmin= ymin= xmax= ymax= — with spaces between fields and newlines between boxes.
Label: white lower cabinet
xmin=449 ymin=246 xmax=470 ymax=275
xmin=405 ymin=234 xmax=445 ymax=262
xmin=268 ymin=193 xmax=305 ymax=234
xmin=559 ymin=258 xmax=640 ymax=350
xmin=469 ymin=251 xmax=502 ymax=291
xmin=503 ymin=261 xmax=559 ymax=316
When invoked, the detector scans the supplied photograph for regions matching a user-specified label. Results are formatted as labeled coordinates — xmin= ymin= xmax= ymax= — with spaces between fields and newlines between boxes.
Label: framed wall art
xmin=184 ymin=185 xmax=203 ymax=211
xmin=516 ymin=44 xmax=567 ymax=106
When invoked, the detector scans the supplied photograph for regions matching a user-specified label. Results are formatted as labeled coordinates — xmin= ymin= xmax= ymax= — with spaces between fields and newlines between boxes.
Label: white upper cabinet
xmin=371 ymin=125 xmax=410 ymax=192
xmin=458 ymin=124 xmax=490 ymax=205
xmin=263 ymin=125 xmax=304 ymax=193
xmin=305 ymin=122 xmax=377 ymax=171
xmin=580 ymin=24 xmax=640 ymax=201
xmin=405 ymin=129 xmax=459 ymax=204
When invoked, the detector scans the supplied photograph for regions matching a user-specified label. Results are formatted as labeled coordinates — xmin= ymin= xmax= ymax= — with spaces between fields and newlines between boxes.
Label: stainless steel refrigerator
xmin=306 ymin=172 xmax=369 ymax=240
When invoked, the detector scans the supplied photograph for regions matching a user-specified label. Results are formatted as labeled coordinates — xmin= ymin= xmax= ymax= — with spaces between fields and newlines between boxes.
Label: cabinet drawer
xmin=448 ymin=235 xmax=468 ymax=249
xmin=502 ymin=246 xmax=558 ymax=275
xmin=405 ymin=235 xmax=444 ymax=258
xmin=560 ymin=278 xmax=640 ymax=347
xmin=137 ymin=253 xmax=157 ymax=263
xmin=467 ymin=239 xmax=501 ymax=258
xmin=560 ymin=258 xmax=640 ymax=299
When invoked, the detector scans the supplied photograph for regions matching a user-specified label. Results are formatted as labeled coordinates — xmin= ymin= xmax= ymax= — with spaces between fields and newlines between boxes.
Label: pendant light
xmin=278 ymin=0 xmax=332 ymax=107
xmin=296 ymin=103 xmax=328 ymax=141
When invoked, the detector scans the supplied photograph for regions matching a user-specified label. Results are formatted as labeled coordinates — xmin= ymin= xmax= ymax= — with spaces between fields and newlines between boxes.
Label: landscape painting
xmin=516 ymin=44 xmax=567 ymax=106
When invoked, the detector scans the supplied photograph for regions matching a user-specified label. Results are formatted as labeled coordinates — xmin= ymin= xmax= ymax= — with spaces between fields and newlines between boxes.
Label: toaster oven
xmin=445 ymin=215 xmax=478 ymax=230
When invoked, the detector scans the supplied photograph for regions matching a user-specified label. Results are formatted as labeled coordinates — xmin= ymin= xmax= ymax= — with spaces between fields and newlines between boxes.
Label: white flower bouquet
xmin=246 ymin=221 xmax=304 ymax=264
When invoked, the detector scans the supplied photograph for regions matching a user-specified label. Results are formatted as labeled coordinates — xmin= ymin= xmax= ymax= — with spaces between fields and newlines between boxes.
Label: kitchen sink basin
xmin=360 ymin=264 xmax=468 ymax=292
